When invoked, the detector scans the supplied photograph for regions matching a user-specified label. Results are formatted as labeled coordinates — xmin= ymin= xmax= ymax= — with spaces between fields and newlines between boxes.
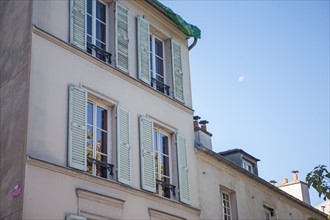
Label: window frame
xmin=150 ymin=34 xmax=166 ymax=92
xmin=86 ymin=0 xmax=109 ymax=60
xmin=153 ymin=126 xmax=173 ymax=199
xmin=242 ymin=159 xmax=253 ymax=173
xmin=86 ymin=98 xmax=112 ymax=179
xmin=221 ymin=192 xmax=232 ymax=220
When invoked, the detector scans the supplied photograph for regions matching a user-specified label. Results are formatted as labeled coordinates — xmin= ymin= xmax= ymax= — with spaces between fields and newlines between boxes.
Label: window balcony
xmin=151 ymin=77 xmax=170 ymax=96
xmin=87 ymin=157 xmax=114 ymax=177
xmin=87 ymin=42 xmax=112 ymax=64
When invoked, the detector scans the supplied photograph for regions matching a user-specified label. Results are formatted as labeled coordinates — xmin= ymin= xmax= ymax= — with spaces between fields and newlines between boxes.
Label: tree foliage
xmin=306 ymin=165 xmax=330 ymax=201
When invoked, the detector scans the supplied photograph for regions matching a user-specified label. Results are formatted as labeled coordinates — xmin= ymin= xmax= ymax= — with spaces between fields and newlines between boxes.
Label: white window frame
xmin=242 ymin=159 xmax=253 ymax=173
xmin=86 ymin=0 xmax=109 ymax=56
xmin=150 ymin=34 xmax=166 ymax=89
xmin=153 ymin=126 xmax=172 ymax=199
xmin=86 ymin=99 xmax=112 ymax=178
xmin=221 ymin=192 xmax=232 ymax=220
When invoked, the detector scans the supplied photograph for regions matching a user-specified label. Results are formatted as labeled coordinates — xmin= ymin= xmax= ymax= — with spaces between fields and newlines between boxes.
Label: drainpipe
xmin=188 ymin=37 xmax=198 ymax=51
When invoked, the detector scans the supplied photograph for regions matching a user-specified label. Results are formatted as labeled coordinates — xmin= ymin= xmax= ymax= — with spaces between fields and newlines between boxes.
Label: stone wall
xmin=0 ymin=0 xmax=32 ymax=219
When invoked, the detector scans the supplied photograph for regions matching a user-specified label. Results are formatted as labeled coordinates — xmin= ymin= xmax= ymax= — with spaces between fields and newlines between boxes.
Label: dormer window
xmin=242 ymin=159 xmax=253 ymax=173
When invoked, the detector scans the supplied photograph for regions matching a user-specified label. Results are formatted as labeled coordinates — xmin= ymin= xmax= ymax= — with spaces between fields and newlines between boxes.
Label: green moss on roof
xmin=148 ymin=0 xmax=201 ymax=39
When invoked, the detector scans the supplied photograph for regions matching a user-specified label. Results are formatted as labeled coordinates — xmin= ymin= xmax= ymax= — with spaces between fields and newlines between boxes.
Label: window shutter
xmin=70 ymin=0 xmax=87 ymax=51
xmin=137 ymin=16 xmax=151 ymax=84
xmin=139 ymin=117 xmax=156 ymax=192
xmin=117 ymin=106 xmax=131 ymax=185
xmin=68 ymin=85 xmax=87 ymax=171
xmin=115 ymin=2 xmax=129 ymax=72
xmin=177 ymin=134 xmax=191 ymax=204
xmin=172 ymin=40 xmax=184 ymax=102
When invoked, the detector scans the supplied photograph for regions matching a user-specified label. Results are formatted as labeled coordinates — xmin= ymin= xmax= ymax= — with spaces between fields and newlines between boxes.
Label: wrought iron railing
xmin=151 ymin=78 xmax=170 ymax=95
xmin=156 ymin=179 xmax=176 ymax=196
xmin=87 ymin=42 xmax=111 ymax=64
xmin=87 ymin=157 xmax=114 ymax=177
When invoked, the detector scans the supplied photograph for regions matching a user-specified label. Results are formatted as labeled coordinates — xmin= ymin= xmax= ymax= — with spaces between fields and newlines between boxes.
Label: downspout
xmin=188 ymin=37 xmax=198 ymax=51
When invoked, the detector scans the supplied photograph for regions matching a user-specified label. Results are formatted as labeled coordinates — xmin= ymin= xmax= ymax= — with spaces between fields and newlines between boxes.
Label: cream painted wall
xmin=23 ymin=162 xmax=200 ymax=219
xmin=196 ymin=151 xmax=326 ymax=220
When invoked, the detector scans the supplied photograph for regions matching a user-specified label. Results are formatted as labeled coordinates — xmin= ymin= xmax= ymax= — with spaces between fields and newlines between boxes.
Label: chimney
xmin=270 ymin=180 xmax=277 ymax=186
xmin=193 ymin=115 xmax=200 ymax=130
xmin=281 ymin=178 xmax=288 ymax=185
xmin=292 ymin=170 xmax=299 ymax=181
xmin=199 ymin=120 xmax=209 ymax=132
xmin=194 ymin=118 xmax=213 ymax=151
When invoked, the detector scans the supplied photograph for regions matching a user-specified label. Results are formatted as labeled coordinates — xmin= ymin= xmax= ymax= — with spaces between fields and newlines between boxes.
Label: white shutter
xmin=177 ymin=134 xmax=191 ymax=204
xmin=117 ymin=106 xmax=131 ymax=185
xmin=172 ymin=40 xmax=184 ymax=102
xmin=68 ymin=85 xmax=87 ymax=171
xmin=137 ymin=16 xmax=151 ymax=84
xmin=139 ymin=117 xmax=156 ymax=192
xmin=70 ymin=0 xmax=87 ymax=50
xmin=115 ymin=2 xmax=129 ymax=72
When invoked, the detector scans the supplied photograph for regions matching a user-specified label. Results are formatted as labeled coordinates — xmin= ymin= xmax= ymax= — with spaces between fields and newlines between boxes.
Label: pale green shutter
xmin=137 ymin=16 xmax=150 ymax=84
xmin=115 ymin=2 xmax=129 ymax=72
xmin=117 ymin=106 xmax=131 ymax=185
xmin=172 ymin=40 xmax=184 ymax=102
xmin=177 ymin=134 xmax=191 ymax=204
xmin=68 ymin=85 xmax=87 ymax=171
xmin=139 ymin=117 xmax=156 ymax=192
xmin=66 ymin=214 xmax=87 ymax=220
xmin=70 ymin=0 xmax=87 ymax=50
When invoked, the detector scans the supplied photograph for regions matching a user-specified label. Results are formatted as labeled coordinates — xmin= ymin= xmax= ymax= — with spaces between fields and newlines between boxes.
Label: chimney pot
xmin=199 ymin=120 xmax=209 ymax=132
xmin=281 ymin=178 xmax=288 ymax=185
xmin=193 ymin=116 xmax=201 ymax=129
xmin=292 ymin=170 xmax=299 ymax=181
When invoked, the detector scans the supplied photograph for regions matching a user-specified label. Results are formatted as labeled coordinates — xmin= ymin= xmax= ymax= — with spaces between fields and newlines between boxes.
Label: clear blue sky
xmin=160 ymin=0 xmax=329 ymax=206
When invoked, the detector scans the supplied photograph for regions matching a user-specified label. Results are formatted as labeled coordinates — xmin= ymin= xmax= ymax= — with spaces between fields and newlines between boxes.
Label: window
xmin=137 ymin=16 xmax=184 ymax=101
xmin=86 ymin=0 xmax=108 ymax=62
xmin=263 ymin=204 xmax=275 ymax=220
xmin=154 ymin=128 xmax=171 ymax=198
xmin=70 ymin=0 xmax=129 ymax=68
xmin=222 ymin=192 xmax=232 ymax=220
xmin=139 ymin=116 xmax=190 ymax=204
xmin=220 ymin=187 xmax=238 ymax=220
xmin=243 ymin=159 xmax=253 ymax=173
xmin=86 ymin=100 xmax=110 ymax=178
xmin=150 ymin=35 xmax=167 ymax=94
xmin=68 ymin=85 xmax=131 ymax=184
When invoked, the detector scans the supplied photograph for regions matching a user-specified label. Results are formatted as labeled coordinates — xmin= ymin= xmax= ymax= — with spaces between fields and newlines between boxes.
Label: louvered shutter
xmin=117 ymin=106 xmax=131 ymax=185
xmin=66 ymin=214 xmax=87 ymax=220
xmin=139 ymin=117 xmax=156 ymax=192
xmin=177 ymin=134 xmax=191 ymax=204
xmin=70 ymin=0 xmax=87 ymax=50
xmin=172 ymin=40 xmax=184 ymax=102
xmin=137 ymin=16 xmax=151 ymax=84
xmin=68 ymin=85 xmax=87 ymax=171
xmin=115 ymin=2 xmax=129 ymax=72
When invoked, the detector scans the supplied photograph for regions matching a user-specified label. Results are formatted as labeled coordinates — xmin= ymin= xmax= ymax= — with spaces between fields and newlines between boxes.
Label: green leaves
xmin=306 ymin=165 xmax=330 ymax=201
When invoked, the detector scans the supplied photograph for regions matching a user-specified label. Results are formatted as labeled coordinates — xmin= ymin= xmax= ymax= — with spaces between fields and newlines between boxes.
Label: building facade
xmin=1 ymin=0 xmax=201 ymax=219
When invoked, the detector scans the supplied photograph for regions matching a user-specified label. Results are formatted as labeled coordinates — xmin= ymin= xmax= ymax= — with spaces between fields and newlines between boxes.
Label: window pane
xmin=97 ymin=106 xmax=107 ymax=130
xmin=87 ymin=15 xmax=92 ymax=36
xmin=155 ymin=38 xmax=163 ymax=57
xmin=150 ymin=35 xmax=153 ymax=74
xmin=87 ymin=0 xmax=92 ymax=15
xmin=87 ymin=102 xmax=93 ymax=125
xmin=96 ymin=129 xmax=107 ymax=155
xmin=160 ymin=134 xmax=168 ymax=155
xmin=161 ymin=155 xmax=170 ymax=176
xmin=156 ymin=58 xmax=164 ymax=80
xmin=96 ymin=22 xmax=106 ymax=43
xmin=87 ymin=125 xmax=93 ymax=150
xmin=96 ymin=1 xmax=106 ymax=23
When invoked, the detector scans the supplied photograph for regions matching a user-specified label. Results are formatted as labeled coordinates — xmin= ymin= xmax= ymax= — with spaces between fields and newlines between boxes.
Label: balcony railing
xmin=156 ymin=179 xmax=176 ymax=196
xmin=87 ymin=42 xmax=111 ymax=64
xmin=87 ymin=157 xmax=114 ymax=177
xmin=151 ymin=78 xmax=170 ymax=96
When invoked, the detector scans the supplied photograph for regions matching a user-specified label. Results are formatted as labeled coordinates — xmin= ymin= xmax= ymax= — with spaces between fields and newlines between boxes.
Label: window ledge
xmin=32 ymin=26 xmax=193 ymax=115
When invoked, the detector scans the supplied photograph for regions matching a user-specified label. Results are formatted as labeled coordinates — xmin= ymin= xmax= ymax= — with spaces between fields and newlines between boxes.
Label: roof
xmin=146 ymin=0 xmax=201 ymax=39
xmin=195 ymin=145 xmax=328 ymax=218
xmin=219 ymin=148 xmax=260 ymax=162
